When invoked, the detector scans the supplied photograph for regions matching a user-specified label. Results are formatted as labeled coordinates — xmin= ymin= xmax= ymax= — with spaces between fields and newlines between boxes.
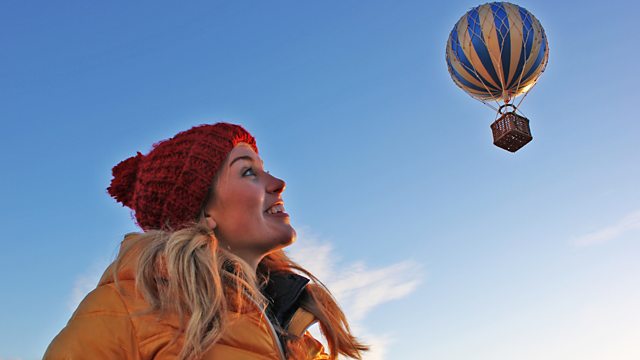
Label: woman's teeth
xmin=266 ymin=204 xmax=285 ymax=214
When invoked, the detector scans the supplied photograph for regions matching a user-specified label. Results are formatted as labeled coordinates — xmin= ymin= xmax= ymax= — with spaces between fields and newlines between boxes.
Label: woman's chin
xmin=274 ymin=227 xmax=297 ymax=250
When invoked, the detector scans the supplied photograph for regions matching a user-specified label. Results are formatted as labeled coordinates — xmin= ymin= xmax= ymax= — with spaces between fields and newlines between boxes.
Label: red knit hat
xmin=107 ymin=123 xmax=258 ymax=231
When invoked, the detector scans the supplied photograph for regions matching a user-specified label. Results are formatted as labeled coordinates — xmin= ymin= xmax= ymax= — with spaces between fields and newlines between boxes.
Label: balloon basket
xmin=490 ymin=111 xmax=533 ymax=153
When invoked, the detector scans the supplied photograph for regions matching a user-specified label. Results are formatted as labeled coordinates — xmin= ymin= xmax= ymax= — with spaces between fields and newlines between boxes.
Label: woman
xmin=44 ymin=123 xmax=369 ymax=360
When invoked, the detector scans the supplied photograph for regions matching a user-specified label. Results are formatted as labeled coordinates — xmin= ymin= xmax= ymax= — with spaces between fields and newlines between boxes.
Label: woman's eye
xmin=243 ymin=167 xmax=256 ymax=176
xmin=243 ymin=167 xmax=269 ymax=177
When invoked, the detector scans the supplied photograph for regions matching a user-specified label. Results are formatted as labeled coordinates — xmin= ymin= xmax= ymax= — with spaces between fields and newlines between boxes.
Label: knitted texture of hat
xmin=106 ymin=123 xmax=258 ymax=231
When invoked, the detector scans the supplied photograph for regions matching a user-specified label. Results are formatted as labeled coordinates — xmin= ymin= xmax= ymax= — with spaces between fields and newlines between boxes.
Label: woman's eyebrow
xmin=229 ymin=155 xmax=264 ymax=167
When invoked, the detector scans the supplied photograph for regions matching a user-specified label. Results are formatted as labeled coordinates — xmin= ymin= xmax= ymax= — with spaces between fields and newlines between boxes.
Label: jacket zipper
xmin=246 ymin=295 xmax=286 ymax=360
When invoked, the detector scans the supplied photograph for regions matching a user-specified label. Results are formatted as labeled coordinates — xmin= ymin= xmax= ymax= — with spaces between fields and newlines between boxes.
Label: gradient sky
xmin=1 ymin=1 xmax=639 ymax=359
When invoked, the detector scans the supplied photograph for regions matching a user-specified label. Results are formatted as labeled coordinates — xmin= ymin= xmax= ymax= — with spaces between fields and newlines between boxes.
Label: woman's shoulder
xmin=45 ymin=232 xmax=185 ymax=359
xmin=43 ymin=282 xmax=139 ymax=359
xmin=68 ymin=232 xmax=146 ymax=318
xmin=75 ymin=282 xmax=132 ymax=317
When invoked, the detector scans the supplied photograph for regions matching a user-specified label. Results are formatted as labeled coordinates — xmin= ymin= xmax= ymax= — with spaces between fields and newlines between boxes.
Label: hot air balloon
xmin=445 ymin=2 xmax=549 ymax=152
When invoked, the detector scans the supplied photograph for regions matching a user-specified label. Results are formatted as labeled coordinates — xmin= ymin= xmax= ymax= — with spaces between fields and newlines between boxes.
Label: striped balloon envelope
xmin=446 ymin=2 xmax=549 ymax=105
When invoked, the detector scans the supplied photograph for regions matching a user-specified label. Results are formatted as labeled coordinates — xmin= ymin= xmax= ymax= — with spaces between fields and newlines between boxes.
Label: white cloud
xmin=68 ymin=258 xmax=111 ymax=311
xmin=287 ymin=226 xmax=424 ymax=360
xmin=573 ymin=210 xmax=640 ymax=246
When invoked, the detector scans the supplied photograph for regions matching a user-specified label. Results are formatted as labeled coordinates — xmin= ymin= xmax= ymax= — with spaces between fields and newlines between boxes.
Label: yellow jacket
xmin=44 ymin=233 xmax=329 ymax=360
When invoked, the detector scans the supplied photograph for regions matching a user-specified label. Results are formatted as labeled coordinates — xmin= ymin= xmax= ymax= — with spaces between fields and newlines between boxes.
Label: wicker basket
xmin=490 ymin=111 xmax=533 ymax=152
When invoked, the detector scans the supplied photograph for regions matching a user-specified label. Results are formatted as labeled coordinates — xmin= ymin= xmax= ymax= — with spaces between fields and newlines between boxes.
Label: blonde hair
xmin=112 ymin=224 xmax=369 ymax=359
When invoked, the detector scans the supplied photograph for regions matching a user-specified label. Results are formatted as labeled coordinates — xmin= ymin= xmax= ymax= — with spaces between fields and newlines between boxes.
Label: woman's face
xmin=205 ymin=143 xmax=296 ymax=260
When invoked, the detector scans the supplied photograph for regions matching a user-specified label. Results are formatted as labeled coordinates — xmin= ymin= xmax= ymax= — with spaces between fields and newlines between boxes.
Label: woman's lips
xmin=265 ymin=211 xmax=289 ymax=218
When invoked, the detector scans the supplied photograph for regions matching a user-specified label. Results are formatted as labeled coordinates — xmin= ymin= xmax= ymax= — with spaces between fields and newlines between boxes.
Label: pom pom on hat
xmin=107 ymin=151 xmax=143 ymax=208
xmin=106 ymin=123 xmax=258 ymax=232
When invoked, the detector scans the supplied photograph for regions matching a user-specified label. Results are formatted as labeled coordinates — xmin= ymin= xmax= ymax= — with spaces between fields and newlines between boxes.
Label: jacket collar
xmin=262 ymin=272 xmax=310 ymax=331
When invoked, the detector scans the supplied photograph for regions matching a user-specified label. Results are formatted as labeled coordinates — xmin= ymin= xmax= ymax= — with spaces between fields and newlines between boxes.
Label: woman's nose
xmin=267 ymin=174 xmax=286 ymax=194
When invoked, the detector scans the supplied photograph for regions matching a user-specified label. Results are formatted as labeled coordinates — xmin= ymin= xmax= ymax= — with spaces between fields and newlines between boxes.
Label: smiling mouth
xmin=265 ymin=204 xmax=285 ymax=214
xmin=265 ymin=203 xmax=288 ymax=217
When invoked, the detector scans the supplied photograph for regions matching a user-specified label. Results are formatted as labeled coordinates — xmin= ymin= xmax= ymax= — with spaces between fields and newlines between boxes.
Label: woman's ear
xmin=204 ymin=213 xmax=217 ymax=231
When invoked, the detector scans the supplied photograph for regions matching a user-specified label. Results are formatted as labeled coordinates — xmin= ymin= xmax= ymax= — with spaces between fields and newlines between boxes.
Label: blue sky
xmin=1 ymin=1 xmax=639 ymax=359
